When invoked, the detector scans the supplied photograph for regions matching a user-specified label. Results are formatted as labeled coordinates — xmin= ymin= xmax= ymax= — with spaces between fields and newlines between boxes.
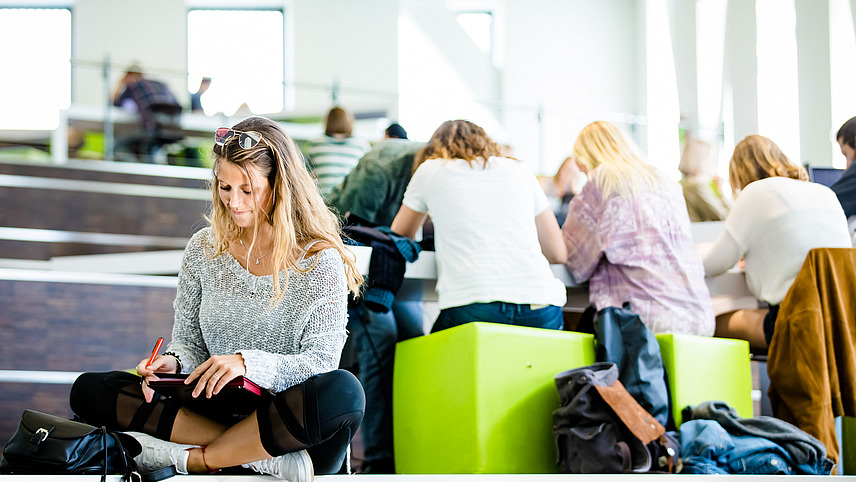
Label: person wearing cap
xmin=384 ymin=123 xmax=408 ymax=140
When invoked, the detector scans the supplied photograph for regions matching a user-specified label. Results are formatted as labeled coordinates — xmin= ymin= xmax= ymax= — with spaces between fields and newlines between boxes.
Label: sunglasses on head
xmin=214 ymin=127 xmax=265 ymax=149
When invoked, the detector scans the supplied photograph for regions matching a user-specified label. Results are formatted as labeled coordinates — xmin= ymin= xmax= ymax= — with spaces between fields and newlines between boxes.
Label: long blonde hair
xmin=573 ymin=121 xmax=664 ymax=198
xmin=207 ymin=116 xmax=363 ymax=298
xmin=729 ymin=135 xmax=808 ymax=193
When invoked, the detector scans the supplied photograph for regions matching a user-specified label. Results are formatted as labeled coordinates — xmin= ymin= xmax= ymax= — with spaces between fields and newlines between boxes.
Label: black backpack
xmin=552 ymin=362 xmax=680 ymax=474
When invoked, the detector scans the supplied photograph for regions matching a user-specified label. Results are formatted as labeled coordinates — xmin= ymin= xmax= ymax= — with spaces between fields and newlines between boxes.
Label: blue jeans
xmin=351 ymin=300 xmax=424 ymax=464
xmin=432 ymin=302 xmax=563 ymax=333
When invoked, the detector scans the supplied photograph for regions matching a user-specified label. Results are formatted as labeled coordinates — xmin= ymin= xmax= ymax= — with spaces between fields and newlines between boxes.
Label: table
xmin=44 ymin=243 xmax=757 ymax=314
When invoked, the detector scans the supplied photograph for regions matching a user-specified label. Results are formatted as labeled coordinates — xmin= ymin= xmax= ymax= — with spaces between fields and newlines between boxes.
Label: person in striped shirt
xmin=307 ymin=106 xmax=370 ymax=196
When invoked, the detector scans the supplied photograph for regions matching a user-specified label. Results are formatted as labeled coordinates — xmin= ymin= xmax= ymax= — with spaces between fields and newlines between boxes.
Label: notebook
xmin=148 ymin=374 xmax=268 ymax=418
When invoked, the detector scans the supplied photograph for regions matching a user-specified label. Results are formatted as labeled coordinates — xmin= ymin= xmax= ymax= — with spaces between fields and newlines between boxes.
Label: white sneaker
xmin=125 ymin=431 xmax=198 ymax=475
xmin=243 ymin=449 xmax=314 ymax=481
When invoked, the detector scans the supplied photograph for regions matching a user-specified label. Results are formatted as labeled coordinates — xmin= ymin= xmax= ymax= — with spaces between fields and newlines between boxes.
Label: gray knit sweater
xmin=165 ymin=227 xmax=348 ymax=393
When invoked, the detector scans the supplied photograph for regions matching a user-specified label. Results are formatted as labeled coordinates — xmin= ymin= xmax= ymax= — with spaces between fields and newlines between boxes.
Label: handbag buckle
xmin=34 ymin=428 xmax=50 ymax=443
xmin=28 ymin=426 xmax=53 ymax=453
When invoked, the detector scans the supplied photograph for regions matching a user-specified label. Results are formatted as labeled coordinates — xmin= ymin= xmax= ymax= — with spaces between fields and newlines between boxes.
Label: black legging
xmin=69 ymin=369 xmax=364 ymax=475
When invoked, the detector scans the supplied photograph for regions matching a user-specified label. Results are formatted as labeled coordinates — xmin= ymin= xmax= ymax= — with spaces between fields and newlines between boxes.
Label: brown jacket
xmin=768 ymin=247 xmax=856 ymax=464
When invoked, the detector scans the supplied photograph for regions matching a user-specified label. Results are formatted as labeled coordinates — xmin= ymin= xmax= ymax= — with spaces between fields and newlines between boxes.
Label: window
xmin=0 ymin=8 xmax=71 ymax=130
xmin=187 ymin=9 xmax=284 ymax=116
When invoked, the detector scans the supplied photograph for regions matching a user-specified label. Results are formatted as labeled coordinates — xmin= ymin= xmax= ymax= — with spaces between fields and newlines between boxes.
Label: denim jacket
xmin=681 ymin=401 xmax=833 ymax=475
xmin=681 ymin=419 xmax=797 ymax=474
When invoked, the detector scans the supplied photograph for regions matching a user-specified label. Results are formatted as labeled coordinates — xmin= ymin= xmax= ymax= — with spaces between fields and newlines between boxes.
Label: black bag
xmin=0 ymin=410 xmax=173 ymax=481
xmin=552 ymin=362 xmax=680 ymax=474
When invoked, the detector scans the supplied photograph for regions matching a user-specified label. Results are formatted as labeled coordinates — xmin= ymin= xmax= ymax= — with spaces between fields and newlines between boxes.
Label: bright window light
xmin=0 ymin=8 xmax=71 ymax=130
xmin=187 ymin=9 xmax=284 ymax=116
xmin=456 ymin=12 xmax=493 ymax=57
xmin=696 ymin=0 xmax=726 ymax=135
xmin=756 ymin=0 xmax=801 ymax=162
xmin=398 ymin=13 xmax=504 ymax=144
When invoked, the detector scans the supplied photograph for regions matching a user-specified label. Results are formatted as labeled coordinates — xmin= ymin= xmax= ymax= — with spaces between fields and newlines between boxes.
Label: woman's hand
xmin=136 ymin=355 xmax=178 ymax=403
xmin=186 ymin=354 xmax=247 ymax=399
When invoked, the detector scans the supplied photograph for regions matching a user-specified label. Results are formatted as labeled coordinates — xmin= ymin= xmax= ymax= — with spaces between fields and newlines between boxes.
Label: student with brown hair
xmin=307 ymin=106 xmax=370 ymax=196
xmin=703 ymin=134 xmax=850 ymax=350
xmin=392 ymin=119 xmax=567 ymax=332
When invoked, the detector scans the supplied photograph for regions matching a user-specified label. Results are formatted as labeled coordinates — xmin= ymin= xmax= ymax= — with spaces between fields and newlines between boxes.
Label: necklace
xmin=239 ymin=239 xmax=272 ymax=265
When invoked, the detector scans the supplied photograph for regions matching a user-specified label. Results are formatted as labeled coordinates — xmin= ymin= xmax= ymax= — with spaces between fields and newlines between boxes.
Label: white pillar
xmin=796 ymin=0 xmax=833 ymax=165
xmin=850 ymin=0 xmax=856 ymax=35
xmin=667 ymin=0 xmax=699 ymax=134
xmin=635 ymin=0 xmax=649 ymax=153
xmin=723 ymin=0 xmax=758 ymax=143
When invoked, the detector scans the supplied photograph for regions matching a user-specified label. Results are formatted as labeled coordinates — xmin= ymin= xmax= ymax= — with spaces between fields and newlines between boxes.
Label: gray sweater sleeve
xmin=168 ymin=232 xmax=212 ymax=373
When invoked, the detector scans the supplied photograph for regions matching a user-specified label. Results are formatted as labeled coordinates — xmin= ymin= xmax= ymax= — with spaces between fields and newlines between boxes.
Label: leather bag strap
xmin=593 ymin=380 xmax=665 ymax=444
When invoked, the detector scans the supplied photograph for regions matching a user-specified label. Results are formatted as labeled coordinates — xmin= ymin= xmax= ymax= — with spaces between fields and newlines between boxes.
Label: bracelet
xmin=161 ymin=351 xmax=182 ymax=373
xmin=200 ymin=446 xmax=219 ymax=473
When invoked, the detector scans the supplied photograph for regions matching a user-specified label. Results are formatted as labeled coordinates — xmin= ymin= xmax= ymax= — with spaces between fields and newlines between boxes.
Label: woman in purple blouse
xmin=562 ymin=121 xmax=714 ymax=336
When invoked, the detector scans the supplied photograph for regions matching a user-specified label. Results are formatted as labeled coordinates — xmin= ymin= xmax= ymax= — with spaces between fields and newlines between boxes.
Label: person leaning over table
xmin=561 ymin=121 xmax=715 ymax=336
xmin=391 ymin=119 xmax=567 ymax=333
xmin=325 ymin=127 xmax=425 ymax=474
xmin=702 ymin=134 xmax=851 ymax=351
xmin=69 ymin=116 xmax=365 ymax=481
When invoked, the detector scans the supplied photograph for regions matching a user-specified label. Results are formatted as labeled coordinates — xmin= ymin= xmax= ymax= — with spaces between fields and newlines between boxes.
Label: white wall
xmin=291 ymin=0 xmax=399 ymax=119
xmin=499 ymin=0 xmax=643 ymax=173
xmin=73 ymin=0 xmax=188 ymax=107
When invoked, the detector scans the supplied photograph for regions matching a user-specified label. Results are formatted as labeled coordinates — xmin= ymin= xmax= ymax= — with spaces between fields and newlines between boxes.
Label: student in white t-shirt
xmin=391 ymin=119 xmax=567 ymax=332
xmin=703 ymin=134 xmax=851 ymax=351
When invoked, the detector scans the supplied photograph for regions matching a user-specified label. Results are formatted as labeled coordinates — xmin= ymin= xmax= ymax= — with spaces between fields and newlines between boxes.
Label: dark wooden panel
xmin=0 ymin=278 xmax=177 ymax=445
xmin=0 ymin=162 xmax=209 ymax=189
xmin=0 ymin=279 xmax=176 ymax=371
xmin=0 ymin=186 xmax=210 ymax=237
xmin=0 ymin=383 xmax=75 ymax=443
xmin=0 ymin=240 xmax=179 ymax=261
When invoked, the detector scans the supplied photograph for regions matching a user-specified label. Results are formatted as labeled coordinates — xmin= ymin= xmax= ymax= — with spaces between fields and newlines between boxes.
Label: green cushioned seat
xmin=656 ymin=333 xmax=753 ymax=427
xmin=842 ymin=416 xmax=856 ymax=475
xmin=392 ymin=322 xmax=595 ymax=474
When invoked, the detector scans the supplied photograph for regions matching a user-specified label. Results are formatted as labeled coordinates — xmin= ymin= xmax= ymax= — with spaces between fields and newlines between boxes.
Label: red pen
xmin=146 ymin=337 xmax=164 ymax=368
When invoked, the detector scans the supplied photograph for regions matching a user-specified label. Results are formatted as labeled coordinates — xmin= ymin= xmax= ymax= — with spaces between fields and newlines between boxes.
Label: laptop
xmin=806 ymin=165 xmax=844 ymax=188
